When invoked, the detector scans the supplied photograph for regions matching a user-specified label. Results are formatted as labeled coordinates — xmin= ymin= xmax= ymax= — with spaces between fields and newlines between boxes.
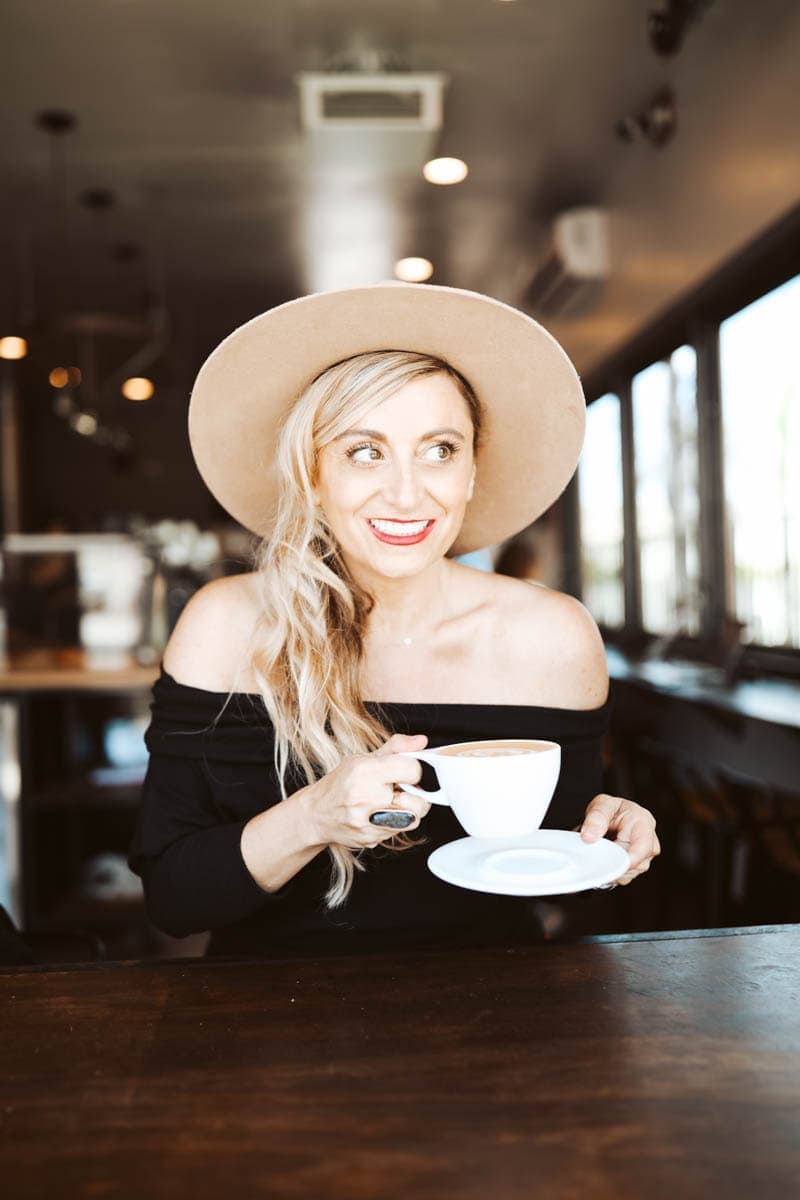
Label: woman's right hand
xmin=298 ymin=733 xmax=432 ymax=849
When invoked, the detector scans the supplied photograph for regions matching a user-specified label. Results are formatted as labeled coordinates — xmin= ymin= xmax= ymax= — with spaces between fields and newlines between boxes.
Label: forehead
xmin=357 ymin=372 xmax=473 ymax=432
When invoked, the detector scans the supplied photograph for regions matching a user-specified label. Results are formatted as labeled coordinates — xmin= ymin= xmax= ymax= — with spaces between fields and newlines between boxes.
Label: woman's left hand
xmin=578 ymin=794 xmax=661 ymax=885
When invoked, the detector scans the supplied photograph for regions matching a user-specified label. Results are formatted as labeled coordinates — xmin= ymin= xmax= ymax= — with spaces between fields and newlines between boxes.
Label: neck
xmin=360 ymin=560 xmax=452 ymax=642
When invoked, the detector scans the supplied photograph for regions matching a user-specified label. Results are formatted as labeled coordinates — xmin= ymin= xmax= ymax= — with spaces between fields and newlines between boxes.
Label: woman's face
xmin=314 ymin=372 xmax=477 ymax=583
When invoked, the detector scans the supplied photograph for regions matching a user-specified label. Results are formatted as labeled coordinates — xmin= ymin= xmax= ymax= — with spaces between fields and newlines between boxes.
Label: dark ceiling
xmin=0 ymin=0 xmax=798 ymax=527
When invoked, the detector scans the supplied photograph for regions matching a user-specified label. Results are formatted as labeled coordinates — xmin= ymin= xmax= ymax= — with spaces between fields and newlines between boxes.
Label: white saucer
xmin=427 ymin=829 xmax=630 ymax=896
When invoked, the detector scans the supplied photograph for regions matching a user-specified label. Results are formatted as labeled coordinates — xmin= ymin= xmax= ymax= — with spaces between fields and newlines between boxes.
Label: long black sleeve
xmin=129 ymin=756 xmax=276 ymax=937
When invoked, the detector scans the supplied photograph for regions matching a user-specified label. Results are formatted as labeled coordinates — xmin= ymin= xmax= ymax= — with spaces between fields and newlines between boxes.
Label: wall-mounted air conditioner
xmin=527 ymin=207 xmax=610 ymax=315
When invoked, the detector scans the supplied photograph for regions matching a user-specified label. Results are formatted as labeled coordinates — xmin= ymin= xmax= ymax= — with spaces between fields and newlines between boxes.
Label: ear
xmin=467 ymin=463 xmax=476 ymax=502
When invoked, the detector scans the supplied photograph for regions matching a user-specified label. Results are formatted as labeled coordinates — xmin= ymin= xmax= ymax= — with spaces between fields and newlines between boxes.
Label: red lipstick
xmin=366 ymin=519 xmax=436 ymax=546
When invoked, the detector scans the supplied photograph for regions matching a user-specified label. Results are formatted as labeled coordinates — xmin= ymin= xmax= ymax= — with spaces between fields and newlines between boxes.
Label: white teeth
xmin=369 ymin=519 xmax=431 ymax=537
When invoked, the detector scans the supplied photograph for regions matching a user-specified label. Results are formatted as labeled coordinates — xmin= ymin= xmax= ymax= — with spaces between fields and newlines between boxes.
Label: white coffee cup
xmin=397 ymin=738 xmax=561 ymax=838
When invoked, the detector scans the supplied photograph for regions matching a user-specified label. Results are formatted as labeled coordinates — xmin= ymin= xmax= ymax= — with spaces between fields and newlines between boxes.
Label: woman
xmin=129 ymin=283 xmax=659 ymax=956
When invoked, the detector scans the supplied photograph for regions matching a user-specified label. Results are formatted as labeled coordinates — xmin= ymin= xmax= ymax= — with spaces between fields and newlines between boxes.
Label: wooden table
xmin=2 ymin=925 xmax=799 ymax=1198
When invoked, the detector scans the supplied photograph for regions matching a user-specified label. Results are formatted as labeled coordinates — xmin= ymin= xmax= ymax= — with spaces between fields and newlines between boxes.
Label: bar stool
xmin=605 ymin=735 xmax=686 ymax=927
xmin=669 ymin=757 xmax=743 ymax=927
xmin=0 ymin=904 xmax=106 ymax=965
xmin=714 ymin=767 xmax=800 ymax=923
xmin=610 ymin=736 xmax=741 ymax=928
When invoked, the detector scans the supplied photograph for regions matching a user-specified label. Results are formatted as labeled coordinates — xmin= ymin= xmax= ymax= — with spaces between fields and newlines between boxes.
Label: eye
xmin=346 ymin=442 xmax=383 ymax=465
xmin=424 ymin=440 xmax=459 ymax=462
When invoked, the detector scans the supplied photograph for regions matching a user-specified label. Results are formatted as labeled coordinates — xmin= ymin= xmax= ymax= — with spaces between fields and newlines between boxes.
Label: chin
xmin=365 ymin=551 xmax=437 ymax=579
xmin=349 ymin=537 xmax=447 ymax=581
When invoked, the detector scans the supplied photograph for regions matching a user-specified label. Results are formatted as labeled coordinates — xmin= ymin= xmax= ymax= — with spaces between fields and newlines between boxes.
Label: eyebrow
xmin=337 ymin=427 xmax=467 ymax=441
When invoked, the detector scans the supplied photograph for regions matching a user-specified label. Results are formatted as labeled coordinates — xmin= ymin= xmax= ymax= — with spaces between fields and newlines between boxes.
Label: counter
xmin=0 ymin=652 xmax=158 ymax=925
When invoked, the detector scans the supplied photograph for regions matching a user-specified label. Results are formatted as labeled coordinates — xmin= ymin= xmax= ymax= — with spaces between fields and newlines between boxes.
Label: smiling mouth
xmin=366 ymin=518 xmax=436 ymax=545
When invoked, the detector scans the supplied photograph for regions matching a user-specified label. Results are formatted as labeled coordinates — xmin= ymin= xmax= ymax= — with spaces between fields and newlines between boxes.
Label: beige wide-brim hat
xmin=188 ymin=283 xmax=586 ymax=555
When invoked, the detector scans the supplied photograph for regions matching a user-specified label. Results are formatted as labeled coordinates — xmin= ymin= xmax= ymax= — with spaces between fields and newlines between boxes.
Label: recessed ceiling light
xmin=49 ymin=367 xmax=69 ymax=388
xmin=70 ymin=411 xmax=98 ymax=437
xmin=0 ymin=336 xmax=28 ymax=360
xmin=394 ymin=257 xmax=434 ymax=283
xmin=423 ymin=157 xmax=469 ymax=185
xmin=122 ymin=376 xmax=154 ymax=401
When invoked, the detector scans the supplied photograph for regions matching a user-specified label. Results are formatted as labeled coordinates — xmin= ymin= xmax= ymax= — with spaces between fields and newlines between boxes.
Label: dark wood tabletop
xmin=2 ymin=926 xmax=799 ymax=1199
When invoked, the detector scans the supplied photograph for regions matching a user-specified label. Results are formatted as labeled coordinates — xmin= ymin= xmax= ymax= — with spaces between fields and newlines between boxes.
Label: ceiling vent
xmin=527 ymin=208 xmax=610 ymax=316
xmin=296 ymin=72 xmax=447 ymax=132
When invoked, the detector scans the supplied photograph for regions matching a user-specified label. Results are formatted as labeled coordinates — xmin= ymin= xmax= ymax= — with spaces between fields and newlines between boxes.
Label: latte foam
xmin=439 ymin=739 xmax=553 ymax=758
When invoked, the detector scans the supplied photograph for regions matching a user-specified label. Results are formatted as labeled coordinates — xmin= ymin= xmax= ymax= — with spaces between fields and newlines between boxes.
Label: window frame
xmin=574 ymin=390 xmax=627 ymax=631
xmin=575 ymin=203 xmax=800 ymax=679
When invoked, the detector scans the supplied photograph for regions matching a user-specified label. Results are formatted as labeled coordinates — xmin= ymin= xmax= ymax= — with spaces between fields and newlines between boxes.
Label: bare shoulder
xmin=161 ymin=572 xmax=263 ymax=692
xmin=477 ymin=573 xmax=609 ymax=709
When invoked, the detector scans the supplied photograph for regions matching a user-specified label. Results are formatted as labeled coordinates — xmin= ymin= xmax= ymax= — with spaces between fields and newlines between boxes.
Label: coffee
xmin=439 ymin=739 xmax=551 ymax=758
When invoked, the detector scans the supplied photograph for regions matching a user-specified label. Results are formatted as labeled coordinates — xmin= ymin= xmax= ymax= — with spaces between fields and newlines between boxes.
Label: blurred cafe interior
xmin=0 ymin=0 xmax=799 ymax=965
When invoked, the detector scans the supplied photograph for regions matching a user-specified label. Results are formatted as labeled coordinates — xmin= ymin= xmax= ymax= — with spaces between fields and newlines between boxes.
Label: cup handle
xmin=396 ymin=750 xmax=449 ymax=806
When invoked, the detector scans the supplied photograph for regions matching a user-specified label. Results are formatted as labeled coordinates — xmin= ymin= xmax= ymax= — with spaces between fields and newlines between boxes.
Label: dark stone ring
xmin=369 ymin=810 xmax=415 ymax=829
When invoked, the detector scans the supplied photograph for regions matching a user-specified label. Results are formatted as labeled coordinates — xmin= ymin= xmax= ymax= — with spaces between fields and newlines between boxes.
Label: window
xmin=632 ymin=346 xmax=701 ymax=636
xmin=578 ymin=393 xmax=625 ymax=628
xmin=576 ymin=213 xmax=800 ymax=673
xmin=719 ymin=274 xmax=800 ymax=648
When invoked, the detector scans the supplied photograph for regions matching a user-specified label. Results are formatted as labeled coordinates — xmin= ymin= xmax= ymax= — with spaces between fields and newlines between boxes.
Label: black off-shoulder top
xmin=128 ymin=666 xmax=614 ymax=957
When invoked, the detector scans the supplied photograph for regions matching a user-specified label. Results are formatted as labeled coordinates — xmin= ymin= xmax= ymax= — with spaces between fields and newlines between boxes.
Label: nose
xmin=380 ymin=455 xmax=425 ymax=512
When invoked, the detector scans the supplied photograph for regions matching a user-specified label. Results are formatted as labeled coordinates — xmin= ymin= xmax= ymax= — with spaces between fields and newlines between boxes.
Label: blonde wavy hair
xmin=247 ymin=350 xmax=482 ymax=908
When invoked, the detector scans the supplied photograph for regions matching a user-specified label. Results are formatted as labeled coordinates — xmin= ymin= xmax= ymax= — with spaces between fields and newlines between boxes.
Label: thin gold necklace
xmin=368 ymin=603 xmax=447 ymax=649
xmin=367 ymin=627 xmax=431 ymax=649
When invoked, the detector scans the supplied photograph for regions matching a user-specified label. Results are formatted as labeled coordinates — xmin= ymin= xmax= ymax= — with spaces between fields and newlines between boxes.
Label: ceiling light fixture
xmin=648 ymin=0 xmax=714 ymax=56
xmin=122 ymin=376 xmax=154 ymax=401
xmin=394 ymin=257 xmax=434 ymax=283
xmin=423 ymin=157 xmax=468 ymax=185
xmin=0 ymin=337 xmax=28 ymax=360
xmin=615 ymin=86 xmax=677 ymax=148
xmin=70 ymin=411 xmax=99 ymax=437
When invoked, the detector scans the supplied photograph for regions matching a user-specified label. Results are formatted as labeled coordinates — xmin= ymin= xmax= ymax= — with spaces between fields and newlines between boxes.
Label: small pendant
xmin=402 ymin=637 xmax=413 ymax=646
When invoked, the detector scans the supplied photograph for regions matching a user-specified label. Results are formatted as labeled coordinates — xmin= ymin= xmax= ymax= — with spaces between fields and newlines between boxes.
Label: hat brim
xmin=188 ymin=283 xmax=585 ymax=555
